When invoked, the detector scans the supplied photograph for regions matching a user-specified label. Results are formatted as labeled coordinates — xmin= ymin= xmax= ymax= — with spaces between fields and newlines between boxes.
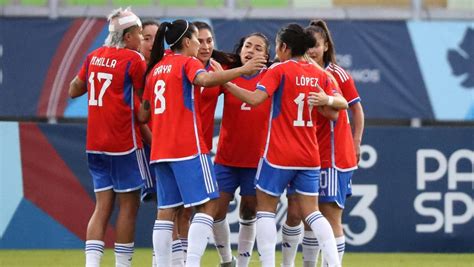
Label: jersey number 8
xmin=154 ymin=80 xmax=166 ymax=114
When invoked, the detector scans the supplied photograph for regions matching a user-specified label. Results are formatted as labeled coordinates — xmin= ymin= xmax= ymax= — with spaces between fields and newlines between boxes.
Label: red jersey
xmin=214 ymin=70 xmax=270 ymax=168
xmin=199 ymin=63 xmax=223 ymax=150
xmin=327 ymin=63 xmax=360 ymax=106
xmin=78 ymin=46 xmax=146 ymax=155
xmin=143 ymin=52 xmax=208 ymax=162
xmin=316 ymin=63 xmax=360 ymax=171
xmin=256 ymin=60 xmax=336 ymax=169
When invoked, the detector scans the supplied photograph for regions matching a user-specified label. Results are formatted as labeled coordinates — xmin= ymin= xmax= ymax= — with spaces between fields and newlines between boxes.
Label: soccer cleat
xmin=219 ymin=256 xmax=236 ymax=267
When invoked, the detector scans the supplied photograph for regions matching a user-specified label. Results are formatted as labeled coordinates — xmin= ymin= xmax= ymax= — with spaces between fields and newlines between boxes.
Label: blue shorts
xmin=153 ymin=154 xmax=219 ymax=208
xmin=215 ymin=163 xmax=257 ymax=197
xmin=319 ymin=168 xmax=353 ymax=208
xmin=256 ymin=158 xmax=320 ymax=197
xmin=140 ymin=144 xmax=157 ymax=202
xmin=87 ymin=150 xmax=145 ymax=193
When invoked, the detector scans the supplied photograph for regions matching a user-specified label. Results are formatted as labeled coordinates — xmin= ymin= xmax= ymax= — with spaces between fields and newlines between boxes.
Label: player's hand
xmin=240 ymin=56 xmax=267 ymax=75
xmin=354 ymin=140 xmax=361 ymax=163
xmin=308 ymin=89 xmax=329 ymax=106
xmin=209 ymin=58 xmax=224 ymax=72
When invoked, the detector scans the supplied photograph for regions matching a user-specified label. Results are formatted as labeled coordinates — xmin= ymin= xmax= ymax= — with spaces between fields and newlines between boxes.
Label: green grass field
xmin=0 ymin=249 xmax=473 ymax=267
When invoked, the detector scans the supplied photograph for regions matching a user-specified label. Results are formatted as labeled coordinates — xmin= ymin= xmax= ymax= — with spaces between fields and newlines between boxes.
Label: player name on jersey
xmin=90 ymin=56 xmax=117 ymax=68
xmin=295 ymin=75 xmax=319 ymax=87
xmin=152 ymin=65 xmax=172 ymax=76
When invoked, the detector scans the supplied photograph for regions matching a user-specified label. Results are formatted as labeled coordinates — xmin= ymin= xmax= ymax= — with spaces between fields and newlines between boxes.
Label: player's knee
xmin=323 ymin=212 xmax=342 ymax=232
xmin=240 ymin=204 xmax=256 ymax=220
xmin=286 ymin=207 xmax=302 ymax=226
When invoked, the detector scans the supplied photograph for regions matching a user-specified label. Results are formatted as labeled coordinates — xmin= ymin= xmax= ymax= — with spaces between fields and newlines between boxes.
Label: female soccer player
xmin=138 ymin=20 xmax=159 ymax=203
xmin=192 ymin=21 xmax=234 ymax=151
xmin=140 ymin=20 xmax=160 ymax=65
xmin=223 ymin=23 xmax=343 ymax=267
xmin=138 ymin=19 xmax=266 ymax=267
xmin=69 ymin=8 xmax=146 ymax=267
xmin=212 ymin=32 xmax=271 ymax=267
xmin=301 ymin=19 xmax=365 ymax=267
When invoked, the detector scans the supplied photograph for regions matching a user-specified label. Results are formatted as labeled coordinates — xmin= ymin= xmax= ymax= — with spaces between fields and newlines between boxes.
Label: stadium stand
xmin=1 ymin=0 xmax=472 ymax=8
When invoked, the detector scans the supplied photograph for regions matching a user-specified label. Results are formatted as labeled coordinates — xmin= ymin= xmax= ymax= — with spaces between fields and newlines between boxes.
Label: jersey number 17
xmin=88 ymin=72 xmax=113 ymax=107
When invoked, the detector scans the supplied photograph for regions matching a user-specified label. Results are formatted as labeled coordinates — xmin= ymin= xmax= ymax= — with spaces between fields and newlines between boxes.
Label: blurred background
xmin=0 ymin=0 xmax=473 ymax=255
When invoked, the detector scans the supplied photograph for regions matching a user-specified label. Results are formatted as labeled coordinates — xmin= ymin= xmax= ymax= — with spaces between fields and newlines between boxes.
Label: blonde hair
xmin=104 ymin=7 xmax=140 ymax=48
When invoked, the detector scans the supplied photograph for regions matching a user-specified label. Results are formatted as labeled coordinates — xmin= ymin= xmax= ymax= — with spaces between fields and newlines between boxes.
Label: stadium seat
xmin=113 ymin=0 xmax=153 ymax=6
xmin=252 ymin=0 xmax=288 ymax=7
xmin=204 ymin=0 xmax=225 ymax=8
xmin=158 ymin=0 xmax=197 ymax=6
xmin=423 ymin=0 xmax=446 ymax=8
xmin=293 ymin=0 xmax=332 ymax=8
xmin=333 ymin=0 xmax=410 ymax=7
xmin=20 ymin=0 xmax=47 ymax=5
xmin=447 ymin=0 xmax=473 ymax=9
xmin=237 ymin=0 xmax=289 ymax=8
xmin=65 ymin=0 xmax=108 ymax=5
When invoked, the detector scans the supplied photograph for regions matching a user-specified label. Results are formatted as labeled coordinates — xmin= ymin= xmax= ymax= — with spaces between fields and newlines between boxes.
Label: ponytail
xmin=146 ymin=20 xmax=197 ymax=77
xmin=307 ymin=19 xmax=337 ymax=65
xmin=146 ymin=22 xmax=170 ymax=77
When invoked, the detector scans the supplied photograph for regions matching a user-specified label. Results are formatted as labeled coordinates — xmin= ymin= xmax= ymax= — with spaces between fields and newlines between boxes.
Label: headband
xmin=169 ymin=20 xmax=189 ymax=47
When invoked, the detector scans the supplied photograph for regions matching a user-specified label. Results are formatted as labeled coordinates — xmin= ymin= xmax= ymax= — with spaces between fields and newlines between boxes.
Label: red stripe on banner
xmin=37 ymin=19 xmax=85 ymax=117
xmin=37 ymin=19 xmax=107 ymax=118
xmin=56 ymin=19 xmax=107 ymax=117
xmin=20 ymin=123 xmax=116 ymax=246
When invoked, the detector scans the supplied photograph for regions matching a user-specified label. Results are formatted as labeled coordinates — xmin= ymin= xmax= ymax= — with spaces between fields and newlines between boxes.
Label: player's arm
xmin=68 ymin=76 xmax=87 ymax=98
xmin=138 ymin=100 xmax=151 ymax=123
xmin=350 ymin=102 xmax=365 ymax=162
xmin=317 ymin=105 xmax=339 ymax=121
xmin=308 ymin=89 xmax=348 ymax=110
xmin=140 ymin=123 xmax=152 ymax=145
xmin=194 ymin=57 xmax=266 ymax=87
xmin=223 ymin=82 xmax=268 ymax=107
xmin=136 ymin=87 xmax=144 ymax=100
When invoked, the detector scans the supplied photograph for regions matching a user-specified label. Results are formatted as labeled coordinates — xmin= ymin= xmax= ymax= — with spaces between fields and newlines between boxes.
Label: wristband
xmin=327 ymin=96 xmax=334 ymax=106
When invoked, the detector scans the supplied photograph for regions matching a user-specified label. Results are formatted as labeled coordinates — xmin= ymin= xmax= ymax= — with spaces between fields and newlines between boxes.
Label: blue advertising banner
xmin=0 ymin=18 xmax=72 ymax=117
xmin=1 ymin=123 xmax=472 ymax=252
xmin=2 ymin=18 xmax=473 ymax=120
xmin=342 ymin=127 xmax=473 ymax=252
xmin=212 ymin=19 xmax=434 ymax=120
xmin=408 ymin=22 xmax=474 ymax=120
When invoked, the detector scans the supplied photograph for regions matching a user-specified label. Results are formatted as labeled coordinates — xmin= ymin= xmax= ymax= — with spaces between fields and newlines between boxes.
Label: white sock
xmin=322 ymin=235 xmax=345 ymax=267
xmin=302 ymin=230 xmax=319 ymax=267
xmin=180 ymin=238 xmax=188 ymax=261
xmin=256 ymin=211 xmax=277 ymax=267
xmin=213 ymin=218 xmax=233 ymax=263
xmin=85 ymin=240 xmax=104 ymax=267
xmin=237 ymin=218 xmax=256 ymax=267
xmin=336 ymin=236 xmax=345 ymax=263
xmin=186 ymin=213 xmax=214 ymax=267
xmin=305 ymin=212 xmax=340 ymax=267
xmin=281 ymin=223 xmax=302 ymax=267
xmin=171 ymin=239 xmax=185 ymax=267
xmin=115 ymin=242 xmax=134 ymax=267
xmin=153 ymin=220 xmax=174 ymax=267
xmin=152 ymin=250 xmax=157 ymax=267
